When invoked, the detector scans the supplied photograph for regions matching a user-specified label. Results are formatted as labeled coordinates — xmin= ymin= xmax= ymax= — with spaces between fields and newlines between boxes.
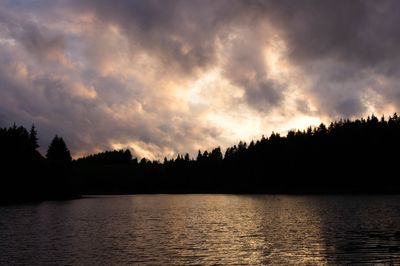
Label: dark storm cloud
xmin=222 ymin=31 xmax=284 ymax=111
xmin=2 ymin=0 xmax=400 ymax=158
xmin=0 ymin=9 xmax=66 ymax=61
xmin=73 ymin=0 xmax=228 ymax=73
xmin=252 ymin=0 xmax=400 ymax=116
xmin=264 ymin=0 xmax=400 ymax=66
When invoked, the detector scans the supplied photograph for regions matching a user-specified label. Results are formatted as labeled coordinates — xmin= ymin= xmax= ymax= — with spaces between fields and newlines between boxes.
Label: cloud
xmin=0 ymin=8 xmax=67 ymax=63
xmin=253 ymin=0 xmax=400 ymax=117
xmin=1 ymin=0 xmax=400 ymax=159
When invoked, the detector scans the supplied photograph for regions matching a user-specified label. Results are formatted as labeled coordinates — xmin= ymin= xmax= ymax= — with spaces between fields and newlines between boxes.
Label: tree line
xmin=0 ymin=124 xmax=77 ymax=203
xmin=2 ymin=114 xmax=400 ymax=203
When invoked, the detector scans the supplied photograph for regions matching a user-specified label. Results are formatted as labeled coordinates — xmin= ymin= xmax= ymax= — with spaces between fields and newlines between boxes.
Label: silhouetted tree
xmin=184 ymin=153 xmax=190 ymax=161
xmin=29 ymin=125 xmax=39 ymax=150
xmin=0 ymin=124 xmax=82 ymax=203
xmin=197 ymin=150 xmax=203 ymax=161
xmin=210 ymin=147 xmax=223 ymax=161
xmin=46 ymin=135 xmax=72 ymax=162
xmin=76 ymin=149 xmax=132 ymax=165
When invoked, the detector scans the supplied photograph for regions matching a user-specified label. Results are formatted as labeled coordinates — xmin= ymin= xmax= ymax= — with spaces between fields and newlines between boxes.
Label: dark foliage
xmin=74 ymin=113 xmax=400 ymax=194
xmin=2 ymin=113 xmax=400 ymax=204
xmin=0 ymin=125 xmax=78 ymax=204
xmin=0 ymin=124 xmax=42 ymax=162
xmin=76 ymin=149 xmax=132 ymax=165
xmin=46 ymin=135 xmax=72 ymax=162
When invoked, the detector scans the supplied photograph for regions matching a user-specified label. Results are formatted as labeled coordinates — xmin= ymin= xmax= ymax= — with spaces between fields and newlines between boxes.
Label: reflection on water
xmin=1 ymin=195 xmax=400 ymax=265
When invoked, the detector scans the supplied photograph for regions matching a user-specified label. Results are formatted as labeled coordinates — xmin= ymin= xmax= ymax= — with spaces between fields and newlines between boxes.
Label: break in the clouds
xmin=1 ymin=0 xmax=400 ymax=159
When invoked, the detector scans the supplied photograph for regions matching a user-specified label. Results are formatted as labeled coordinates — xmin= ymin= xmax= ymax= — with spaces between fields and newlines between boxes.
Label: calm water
xmin=1 ymin=195 xmax=400 ymax=265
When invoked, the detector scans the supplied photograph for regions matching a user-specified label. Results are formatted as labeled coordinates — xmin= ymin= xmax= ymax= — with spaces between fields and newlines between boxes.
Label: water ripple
xmin=1 ymin=195 xmax=400 ymax=265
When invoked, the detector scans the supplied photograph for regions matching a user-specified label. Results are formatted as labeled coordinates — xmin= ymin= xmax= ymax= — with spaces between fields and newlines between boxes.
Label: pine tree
xmin=29 ymin=125 xmax=39 ymax=150
xmin=46 ymin=135 xmax=72 ymax=162
xmin=184 ymin=153 xmax=190 ymax=161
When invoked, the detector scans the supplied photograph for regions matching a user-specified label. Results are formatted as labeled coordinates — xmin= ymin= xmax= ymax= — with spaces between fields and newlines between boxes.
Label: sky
xmin=0 ymin=0 xmax=399 ymax=159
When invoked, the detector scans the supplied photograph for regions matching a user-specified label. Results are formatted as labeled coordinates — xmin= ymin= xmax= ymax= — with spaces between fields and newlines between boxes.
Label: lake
xmin=1 ymin=195 xmax=400 ymax=265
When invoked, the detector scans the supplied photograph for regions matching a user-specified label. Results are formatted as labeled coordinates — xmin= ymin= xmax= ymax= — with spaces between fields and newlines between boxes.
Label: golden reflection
xmin=249 ymin=196 xmax=328 ymax=265
xmin=134 ymin=195 xmax=330 ymax=265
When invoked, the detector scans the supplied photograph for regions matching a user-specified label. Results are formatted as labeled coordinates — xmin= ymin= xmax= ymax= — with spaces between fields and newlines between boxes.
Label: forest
xmin=2 ymin=113 xmax=400 ymax=203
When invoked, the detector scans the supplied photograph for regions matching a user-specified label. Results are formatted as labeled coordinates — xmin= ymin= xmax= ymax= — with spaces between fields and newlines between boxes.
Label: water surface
xmin=1 ymin=195 xmax=400 ymax=265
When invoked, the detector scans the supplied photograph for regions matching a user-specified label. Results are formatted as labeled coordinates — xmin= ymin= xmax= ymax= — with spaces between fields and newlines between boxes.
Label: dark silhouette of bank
xmin=2 ymin=113 xmax=400 ymax=203
xmin=0 ymin=125 xmax=79 ymax=204
xmin=74 ymin=114 xmax=400 ymax=194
